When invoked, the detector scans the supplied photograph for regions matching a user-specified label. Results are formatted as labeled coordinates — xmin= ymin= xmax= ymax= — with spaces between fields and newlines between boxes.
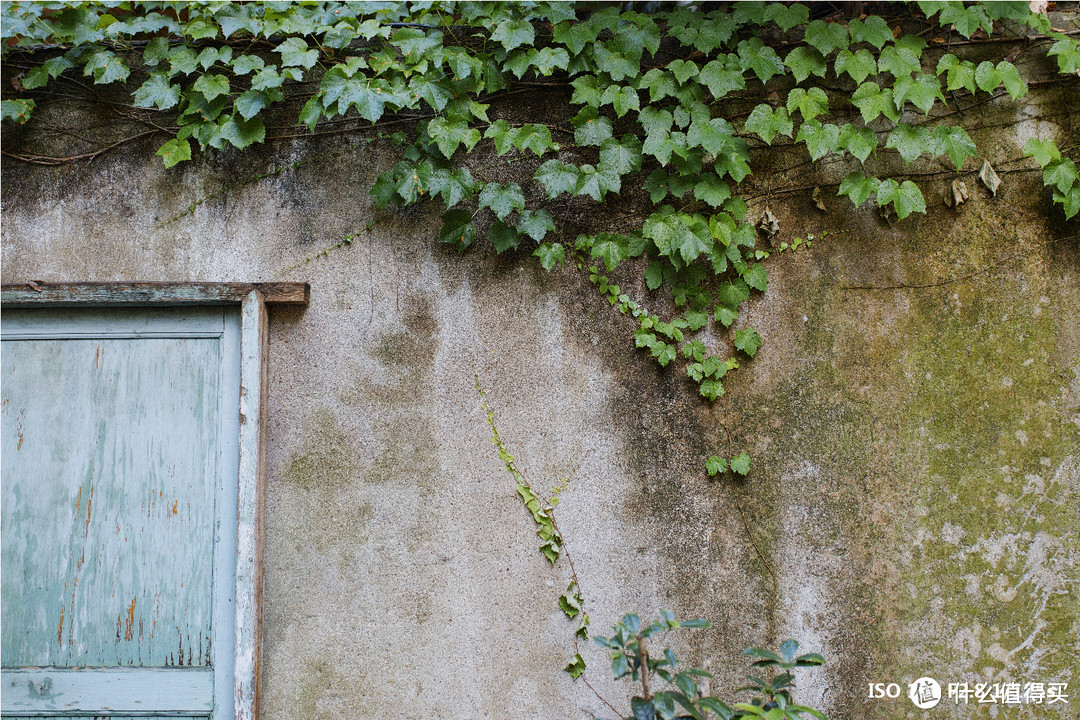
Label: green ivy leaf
xmin=218 ymin=116 xmax=265 ymax=150
xmin=743 ymin=263 xmax=768 ymax=292
xmin=601 ymin=84 xmax=640 ymax=118
xmin=1048 ymin=35 xmax=1080 ymax=76
xmin=572 ymin=106 xmax=613 ymax=147
xmin=484 ymin=119 xmax=515 ymax=155
xmin=534 ymin=160 xmax=579 ymax=199
xmin=714 ymin=306 xmax=739 ymax=327
xmin=687 ymin=117 xmax=735 ymax=155
xmin=155 ymin=137 xmax=191 ymax=168
xmin=479 ymin=182 xmax=525 ymax=220
xmin=534 ymin=242 xmax=565 ymax=270
xmin=795 ymin=119 xmax=840 ymax=161
xmin=734 ymin=328 xmax=763 ymax=357
xmin=699 ymin=379 xmax=724 ymax=401
xmin=84 ymin=50 xmax=130 ymax=84
xmin=639 ymin=67 xmax=678 ymax=103
xmin=491 ymin=17 xmax=534 ymax=52
xmin=1024 ymin=137 xmax=1061 ymax=167
xmin=878 ymin=41 xmax=922 ymax=78
xmin=745 ymin=104 xmax=793 ymax=145
xmin=517 ymin=209 xmax=555 ymax=242
xmin=838 ymin=171 xmax=881 ymax=207
xmin=737 ymin=38 xmax=785 ymax=84
xmin=699 ymin=57 xmax=745 ymax=100
xmin=935 ymin=1 xmax=992 ymax=39
xmin=684 ymin=309 xmax=708 ymax=331
xmin=766 ymin=2 xmax=809 ymax=31
xmin=644 ymin=261 xmax=665 ymax=291
xmin=729 ymin=453 xmax=751 ymax=476
xmin=23 ymin=55 xmax=73 ymax=88
xmin=694 ymin=175 xmax=732 ymax=207
xmin=834 ymin=48 xmax=877 ymax=84
xmin=234 ymin=89 xmax=272 ymax=120
xmin=974 ymin=61 xmax=1002 ymax=94
xmin=558 ymin=582 xmax=583 ymax=618
xmin=488 ymin=220 xmax=520 ymax=254
xmin=552 ymin=19 xmax=599 ymax=55
xmin=886 ymin=123 xmax=933 ymax=164
xmin=599 ymin=137 xmax=643 ymax=176
xmin=184 ymin=18 xmax=218 ymax=41
xmin=1043 ymin=158 xmax=1079 ymax=195
xmin=932 ymin=125 xmax=977 ymax=170
xmin=716 ymin=278 xmax=750 ymax=309
xmin=667 ymin=59 xmax=699 ymax=84
xmin=428 ymin=116 xmax=481 ymax=158
xmin=169 ymin=46 xmax=198 ymax=76
xmin=250 ymin=66 xmax=284 ymax=91
xmin=851 ymin=82 xmax=900 ymax=123
xmin=787 ymin=87 xmax=829 ymax=121
xmin=391 ymin=27 xmax=443 ymax=65
xmin=936 ymin=54 xmax=976 ymax=94
xmin=876 ymin=179 xmax=926 ymax=219
xmin=133 ymin=73 xmax=181 ymax=110
xmin=996 ymin=61 xmax=1026 ymax=99
xmin=803 ymin=19 xmax=849 ymax=56
xmin=231 ymin=54 xmax=265 ymax=76
xmin=0 ymin=98 xmax=35 ymax=124
xmin=593 ymin=41 xmax=639 ymax=82
xmin=1054 ymin=184 xmax=1080 ymax=219
xmin=192 ymin=73 xmax=229 ymax=101
xmin=838 ymin=124 xmax=877 ymax=163
xmin=564 ymin=653 xmax=586 ymax=680
xmin=894 ymin=73 xmax=944 ymax=114
xmin=784 ymin=46 xmax=827 ymax=84
xmin=143 ymin=37 xmax=171 ymax=67
xmin=590 ymin=234 xmax=626 ymax=271
xmin=848 ymin=15 xmax=892 ymax=49
xmin=438 ymin=208 xmax=477 ymax=251
xmin=428 ymin=166 xmax=475 ymax=207
xmin=275 ymin=37 xmax=318 ymax=69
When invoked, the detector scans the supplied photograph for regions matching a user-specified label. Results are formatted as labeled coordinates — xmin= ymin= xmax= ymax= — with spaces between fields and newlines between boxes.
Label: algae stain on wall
xmin=279 ymin=407 xmax=371 ymax=569
xmin=886 ymin=282 xmax=1079 ymax=717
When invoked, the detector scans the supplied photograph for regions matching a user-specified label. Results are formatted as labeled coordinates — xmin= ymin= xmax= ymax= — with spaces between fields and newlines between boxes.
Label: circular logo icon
xmin=908 ymin=677 xmax=942 ymax=709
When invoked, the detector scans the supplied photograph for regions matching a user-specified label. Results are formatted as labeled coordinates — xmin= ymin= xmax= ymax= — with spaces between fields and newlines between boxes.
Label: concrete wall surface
xmin=2 ymin=90 xmax=1078 ymax=720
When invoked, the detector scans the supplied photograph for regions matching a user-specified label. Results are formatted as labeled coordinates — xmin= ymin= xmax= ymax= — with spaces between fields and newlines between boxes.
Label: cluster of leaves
xmin=595 ymin=612 xmax=827 ymax=720
xmin=1025 ymin=137 xmax=1080 ymax=218
xmin=3 ymin=1 xmax=1078 ymax=476
xmin=478 ymin=376 xmax=562 ymax=564
xmin=476 ymin=376 xmax=589 ymax=673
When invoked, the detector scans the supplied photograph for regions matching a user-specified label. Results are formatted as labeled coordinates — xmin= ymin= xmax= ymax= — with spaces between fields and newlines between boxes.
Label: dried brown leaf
xmin=757 ymin=207 xmax=780 ymax=238
xmin=979 ymin=160 xmax=1001 ymax=197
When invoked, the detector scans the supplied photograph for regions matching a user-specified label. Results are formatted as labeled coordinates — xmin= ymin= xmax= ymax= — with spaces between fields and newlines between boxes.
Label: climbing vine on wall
xmin=2 ymin=1 xmax=1079 ymax=475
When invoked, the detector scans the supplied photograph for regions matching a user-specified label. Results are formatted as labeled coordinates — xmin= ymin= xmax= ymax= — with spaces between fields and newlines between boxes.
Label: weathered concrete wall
xmin=2 ymin=88 xmax=1078 ymax=720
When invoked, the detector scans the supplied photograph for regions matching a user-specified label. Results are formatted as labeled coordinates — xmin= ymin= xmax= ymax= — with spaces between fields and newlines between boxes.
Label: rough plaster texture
xmin=3 ymin=90 xmax=1079 ymax=720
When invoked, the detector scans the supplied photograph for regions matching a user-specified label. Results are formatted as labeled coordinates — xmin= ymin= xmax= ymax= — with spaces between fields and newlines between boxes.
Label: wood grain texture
xmin=1 ymin=282 xmax=309 ymax=307
xmin=233 ymin=292 xmax=267 ymax=720
xmin=1 ymin=306 xmax=245 ymax=720
xmin=1 ymin=331 xmax=220 ymax=668
xmin=1 ymin=668 xmax=214 ymax=714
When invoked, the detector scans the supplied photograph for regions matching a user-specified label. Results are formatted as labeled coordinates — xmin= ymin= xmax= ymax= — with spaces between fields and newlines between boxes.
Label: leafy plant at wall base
xmin=595 ymin=611 xmax=828 ymax=719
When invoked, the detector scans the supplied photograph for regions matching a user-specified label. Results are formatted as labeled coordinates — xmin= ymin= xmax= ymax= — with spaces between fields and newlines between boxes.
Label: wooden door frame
xmin=1 ymin=282 xmax=309 ymax=720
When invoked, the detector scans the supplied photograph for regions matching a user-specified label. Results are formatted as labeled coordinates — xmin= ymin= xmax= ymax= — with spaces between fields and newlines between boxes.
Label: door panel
xmin=1 ymin=307 xmax=240 ymax=720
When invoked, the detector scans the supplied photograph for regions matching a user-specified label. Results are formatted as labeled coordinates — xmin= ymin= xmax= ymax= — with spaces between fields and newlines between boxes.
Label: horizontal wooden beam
xmin=1 ymin=668 xmax=214 ymax=714
xmin=1 ymin=282 xmax=309 ymax=307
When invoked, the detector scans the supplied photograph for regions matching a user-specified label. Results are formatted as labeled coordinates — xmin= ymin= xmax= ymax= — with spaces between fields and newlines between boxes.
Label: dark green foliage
xmin=3 ymin=1 xmax=1075 ymax=484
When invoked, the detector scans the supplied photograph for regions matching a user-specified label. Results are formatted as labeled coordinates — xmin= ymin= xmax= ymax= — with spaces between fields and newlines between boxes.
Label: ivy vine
xmin=3 ymin=1 xmax=1079 ymax=476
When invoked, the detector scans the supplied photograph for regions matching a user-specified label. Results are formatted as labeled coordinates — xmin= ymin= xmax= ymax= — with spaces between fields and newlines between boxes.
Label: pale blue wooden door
xmin=1 ymin=307 xmax=241 ymax=720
